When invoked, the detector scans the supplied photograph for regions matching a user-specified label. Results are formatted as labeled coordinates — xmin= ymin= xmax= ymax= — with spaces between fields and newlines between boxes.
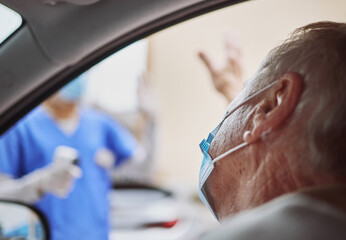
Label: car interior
xmin=0 ymin=0 xmax=240 ymax=134
xmin=0 ymin=0 xmax=345 ymax=239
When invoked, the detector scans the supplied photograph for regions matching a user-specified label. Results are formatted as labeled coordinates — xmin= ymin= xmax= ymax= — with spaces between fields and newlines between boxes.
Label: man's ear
xmin=244 ymin=73 xmax=304 ymax=143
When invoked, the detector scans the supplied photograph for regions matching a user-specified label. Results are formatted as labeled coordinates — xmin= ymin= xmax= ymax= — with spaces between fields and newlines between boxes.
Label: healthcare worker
xmin=0 ymin=74 xmax=139 ymax=240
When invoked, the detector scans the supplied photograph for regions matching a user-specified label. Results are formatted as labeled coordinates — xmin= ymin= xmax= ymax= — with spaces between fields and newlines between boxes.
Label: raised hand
xmin=198 ymin=32 xmax=244 ymax=102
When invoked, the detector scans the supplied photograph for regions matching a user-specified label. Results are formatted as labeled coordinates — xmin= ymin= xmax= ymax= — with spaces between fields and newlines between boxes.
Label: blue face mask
xmin=198 ymin=80 xmax=278 ymax=221
xmin=59 ymin=74 xmax=87 ymax=102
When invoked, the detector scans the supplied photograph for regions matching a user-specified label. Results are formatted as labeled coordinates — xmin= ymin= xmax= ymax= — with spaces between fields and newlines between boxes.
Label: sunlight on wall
xmin=84 ymin=40 xmax=148 ymax=114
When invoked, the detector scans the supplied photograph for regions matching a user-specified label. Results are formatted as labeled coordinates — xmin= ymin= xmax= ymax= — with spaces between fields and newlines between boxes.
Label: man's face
xmin=203 ymin=76 xmax=261 ymax=219
xmin=47 ymin=93 xmax=77 ymax=106
xmin=44 ymin=93 xmax=79 ymax=117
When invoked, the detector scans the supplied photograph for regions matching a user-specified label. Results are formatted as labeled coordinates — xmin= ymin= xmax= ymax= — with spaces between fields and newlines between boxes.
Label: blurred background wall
xmin=147 ymin=0 xmax=346 ymax=188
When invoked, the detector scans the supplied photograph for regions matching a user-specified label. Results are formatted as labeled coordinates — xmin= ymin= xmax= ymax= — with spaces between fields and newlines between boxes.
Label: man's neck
xmin=300 ymin=184 xmax=346 ymax=214
xmin=44 ymin=102 xmax=79 ymax=121
xmin=236 ymin=153 xmax=313 ymax=215
xmin=238 ymin=154 xmax=346 ymax=215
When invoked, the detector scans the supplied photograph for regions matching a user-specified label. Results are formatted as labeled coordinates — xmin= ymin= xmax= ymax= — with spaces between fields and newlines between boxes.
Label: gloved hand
xmin=37 ymin=160 xmax=82 ymax=198
xmin=35 ymin=146 xmax=82 ymax=198
xmin=95 ymin=148 xmax=115 ymax=169
xmin=0 ymin=146 xmax=81 ymax=203
xmin=198 ymin=31 xmax=244 ymax=102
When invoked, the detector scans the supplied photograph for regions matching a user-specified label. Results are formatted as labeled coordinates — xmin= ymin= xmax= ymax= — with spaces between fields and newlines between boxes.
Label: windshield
xmin=0 ymin=4 xmax=22 ymax=44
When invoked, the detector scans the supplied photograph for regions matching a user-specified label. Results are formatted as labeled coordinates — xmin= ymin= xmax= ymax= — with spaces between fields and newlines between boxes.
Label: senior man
xmin=198 ymin=21 xmax=346 ymax=239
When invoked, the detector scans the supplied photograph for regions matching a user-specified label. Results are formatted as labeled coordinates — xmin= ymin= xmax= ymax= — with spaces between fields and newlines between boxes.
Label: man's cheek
xmin=205 ymin=167 xmax=224 ymax=210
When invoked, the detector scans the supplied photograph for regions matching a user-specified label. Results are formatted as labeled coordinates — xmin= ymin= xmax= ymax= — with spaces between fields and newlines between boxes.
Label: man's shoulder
xmin=1 ymin=107 xmax=44 ymax=136
xmin=17 ymin=107 xmax=44 ymax=123
xmin=80 ymin=107 xmax=125 ymax=131
xmin=81 ymin=108 xmax=112 ymax=123
xmin=201 ymin=193 xmax=346 ymax=240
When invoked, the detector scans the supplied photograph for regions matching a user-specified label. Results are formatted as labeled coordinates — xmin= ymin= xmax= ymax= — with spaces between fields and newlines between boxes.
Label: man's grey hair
xmin=256 ymin=21 xmax=346 ymax=175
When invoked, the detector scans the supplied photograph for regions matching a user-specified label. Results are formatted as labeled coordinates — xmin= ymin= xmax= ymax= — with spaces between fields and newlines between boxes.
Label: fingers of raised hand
xmin=198 ymin=50 xmax=218 ymax=75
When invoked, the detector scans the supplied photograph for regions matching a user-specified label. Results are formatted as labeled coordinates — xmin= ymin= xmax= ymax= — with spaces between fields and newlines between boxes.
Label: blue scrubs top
xmin=0 ymin=106 xmax=136 ymax=240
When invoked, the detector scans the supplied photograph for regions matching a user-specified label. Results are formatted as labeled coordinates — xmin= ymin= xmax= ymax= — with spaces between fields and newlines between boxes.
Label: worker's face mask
xmin=59 ymin=74 xmax=87 ymax=102
xmin=198 ymin=81 xmax=277 ymax=221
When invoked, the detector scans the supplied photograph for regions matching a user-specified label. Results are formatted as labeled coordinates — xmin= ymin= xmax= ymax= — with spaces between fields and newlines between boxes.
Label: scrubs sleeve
xmin=0 ymin=127 xmax=23 ymax=178
xmin=105 ymin=118 xmax=137 ymax=167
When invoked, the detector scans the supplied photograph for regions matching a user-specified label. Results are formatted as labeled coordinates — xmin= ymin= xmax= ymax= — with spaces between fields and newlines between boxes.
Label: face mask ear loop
xmin=223 ymin=80 xmax=279 ymax=120
xmin=212 ymin=142 xmax=249 ymax=164
xmin=212 ymin=81 xmax=278 ymax=164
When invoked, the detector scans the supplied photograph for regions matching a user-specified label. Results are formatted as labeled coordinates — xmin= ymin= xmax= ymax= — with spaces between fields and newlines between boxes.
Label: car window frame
xmin=0 ymin=0 xmax=247 ymax=135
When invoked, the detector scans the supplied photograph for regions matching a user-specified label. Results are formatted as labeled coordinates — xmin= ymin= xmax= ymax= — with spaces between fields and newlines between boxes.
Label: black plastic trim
xmin=113 ymin=182 xmax=173 ymax=198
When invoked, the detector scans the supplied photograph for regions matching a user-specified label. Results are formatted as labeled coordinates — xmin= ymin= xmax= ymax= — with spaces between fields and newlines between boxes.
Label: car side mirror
xmin=0 ymin=199 xmax=50 ymax=240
